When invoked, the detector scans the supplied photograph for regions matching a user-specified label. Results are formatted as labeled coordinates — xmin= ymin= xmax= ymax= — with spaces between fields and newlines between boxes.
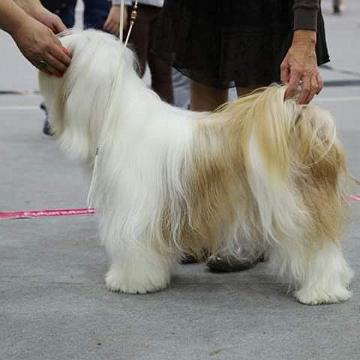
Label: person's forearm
xmin=0 ymin=0 xmax=31 ymax=34
xmin=13 ymin=0 xmax=41 ymax=16
xmin=293 ymin=0 xmax=320 ymax=31
xmin=293 ymin=29 xmax=317 ymax=45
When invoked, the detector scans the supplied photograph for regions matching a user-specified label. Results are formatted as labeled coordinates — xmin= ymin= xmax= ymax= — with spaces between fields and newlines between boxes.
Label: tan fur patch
xmin=158 ymin=86 xmax=349 ymax=259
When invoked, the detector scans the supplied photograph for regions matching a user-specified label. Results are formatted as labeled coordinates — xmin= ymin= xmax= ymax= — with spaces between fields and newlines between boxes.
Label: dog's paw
xmin=294 ymin=286 xmax=352 ymax=305
xmin=105 ymin=267 xmax=170 ymax=294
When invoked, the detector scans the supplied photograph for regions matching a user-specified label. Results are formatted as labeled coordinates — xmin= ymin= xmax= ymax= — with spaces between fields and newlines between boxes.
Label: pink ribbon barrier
xmin=0 ymin=208 xmax=95 ymax=220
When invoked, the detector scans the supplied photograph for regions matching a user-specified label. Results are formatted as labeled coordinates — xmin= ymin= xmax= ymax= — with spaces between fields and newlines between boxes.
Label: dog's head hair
xmin=39 ymin=30 xmax=136 ymax=162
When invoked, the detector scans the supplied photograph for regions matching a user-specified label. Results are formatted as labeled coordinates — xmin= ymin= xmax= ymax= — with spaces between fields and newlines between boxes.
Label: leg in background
xmin=190 ymin=81 xmax=228 ymax=111
xmin=205 ymin=85 xmax=264 ymax=272
xmin=128 ymin=4 xmax=174 ymax=104
xmin=147 ymin=6 xmax=174 ymax=104
xmin=236 ymin=86 xmax=257 ymax=97
xmin=333 ymin=0 xmax=344 ymax=14
xmin=148 ymin=54 xmax=174 ymax=104
xmin=172 ymin=69 xmax=190 ymax=109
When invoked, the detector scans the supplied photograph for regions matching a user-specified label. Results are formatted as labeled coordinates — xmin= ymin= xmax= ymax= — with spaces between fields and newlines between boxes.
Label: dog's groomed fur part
xmin=39 ymin=30 xmax=353 ymax=303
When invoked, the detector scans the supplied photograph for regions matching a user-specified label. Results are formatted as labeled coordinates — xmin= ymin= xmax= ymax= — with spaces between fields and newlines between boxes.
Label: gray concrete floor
xmin=1 ymin=1 xmax=360 ymax=359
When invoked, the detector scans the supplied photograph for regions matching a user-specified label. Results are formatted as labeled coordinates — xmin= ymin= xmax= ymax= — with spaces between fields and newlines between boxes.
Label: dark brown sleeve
xmin=293 ymin=0 xmax=320 ymax=31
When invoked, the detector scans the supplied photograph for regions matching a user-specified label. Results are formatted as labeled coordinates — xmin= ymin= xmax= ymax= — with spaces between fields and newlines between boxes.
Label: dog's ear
xmin=39 ymin=67 xmax=94 ymax=162
xmin=38 ymin=71 xmax=67 ymax=136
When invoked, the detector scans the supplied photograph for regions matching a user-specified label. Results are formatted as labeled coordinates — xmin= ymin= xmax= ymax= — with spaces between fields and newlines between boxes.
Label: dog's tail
xmin=222 ymin=85 xmax=348 ymax=244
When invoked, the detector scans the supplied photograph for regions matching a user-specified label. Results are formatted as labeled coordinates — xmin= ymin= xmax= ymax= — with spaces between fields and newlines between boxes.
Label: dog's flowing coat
xmin=39 ymin=30 xmax=353 ymax=304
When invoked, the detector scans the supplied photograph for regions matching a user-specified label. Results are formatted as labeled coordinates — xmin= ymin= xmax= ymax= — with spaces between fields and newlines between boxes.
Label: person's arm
xmin=281 ymin=0 xmax=323 ymax=104
xmin=293 ymin=0 xmax=320 ymax=31
xmin=0 ymin=0 xmax=71 ymax=76
xmin=0 ymin=0 xmax=30 ymax=33
xmin=14 ymin=0 xmax=67 ymax=34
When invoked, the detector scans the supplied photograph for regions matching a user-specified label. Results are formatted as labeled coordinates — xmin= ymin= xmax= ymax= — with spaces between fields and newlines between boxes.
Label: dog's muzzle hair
xmin=39 ymin=30 xmax=354 ymax=304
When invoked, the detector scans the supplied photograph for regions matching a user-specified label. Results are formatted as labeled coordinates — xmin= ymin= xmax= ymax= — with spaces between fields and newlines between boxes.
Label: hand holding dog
xmin=12 ymin=16 xmax=71 ymax=77
xmin=281 ymin=30 xmax=323 ymax=104
xmin=0 ymin=0 xmax=70 ymax=76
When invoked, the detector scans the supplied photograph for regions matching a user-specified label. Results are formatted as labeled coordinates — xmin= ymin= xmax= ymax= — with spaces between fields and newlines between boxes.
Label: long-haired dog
xmin=39 ymin=30 xmax=354 ymax=304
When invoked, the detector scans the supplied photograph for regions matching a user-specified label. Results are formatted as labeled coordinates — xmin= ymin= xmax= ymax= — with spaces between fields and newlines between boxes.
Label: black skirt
xmin=153 ymin=0 xmax=329 ymax=88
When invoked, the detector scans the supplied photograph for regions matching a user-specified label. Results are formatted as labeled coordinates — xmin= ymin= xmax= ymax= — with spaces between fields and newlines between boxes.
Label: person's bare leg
xmin=207 ymin=85 xmax=265 ymax=273
xmin=191 ymin=81 xmax=228 ymax=111
xmin=236 ymin=86 xmax=257 ymax=98
xmin=333 ymin=0 xmax=344 ymax=14
xmin=178 ymin=81 xmax=227 ymax=264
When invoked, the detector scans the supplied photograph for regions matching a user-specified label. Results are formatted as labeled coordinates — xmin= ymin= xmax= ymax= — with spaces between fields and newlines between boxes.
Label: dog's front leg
xmin=104 ymin=237 xmax=175 ymax=294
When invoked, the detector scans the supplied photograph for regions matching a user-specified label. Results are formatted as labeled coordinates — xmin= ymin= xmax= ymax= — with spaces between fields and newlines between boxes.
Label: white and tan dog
xmin=39 ymin=30 xmax=353 ymax=304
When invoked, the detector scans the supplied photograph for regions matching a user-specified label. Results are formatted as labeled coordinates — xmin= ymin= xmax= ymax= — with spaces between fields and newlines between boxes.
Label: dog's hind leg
xmin=104 ymin=236 xmax=175 ymax=294
xmin=293 ymin=241 xmax=353 ymax=305
xmin=269 ymin=238 xmax=353 ymax=305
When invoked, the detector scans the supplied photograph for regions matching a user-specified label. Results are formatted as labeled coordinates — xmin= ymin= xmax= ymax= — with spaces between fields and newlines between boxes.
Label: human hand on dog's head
xmin=281 ymin=30 xmax=324 ymax=104
xmin=12 ymin=16 xmax=71 ymax=77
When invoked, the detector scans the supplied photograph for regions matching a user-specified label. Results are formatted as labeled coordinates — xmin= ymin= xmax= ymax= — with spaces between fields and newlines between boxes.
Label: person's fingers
xmin=48 ymin=44 xmax=72 ymax=67
xmin=51 ymin=15 xmax=67 ymax=33
xmin=280 ymin=61 xmax=290 ymax=84
xmin=45 ymin=52 xmax=68 ymax=74
xmin=111 ymin=23 xmax=120 ymax=34
xmin=111 ymin=20 xmax=120 ymax=34
xmin=303 ymin=75 xmax=318 ymax=104
xmin=103 ymin=17 xmax=111 ymax=31
xmin=39 ymin=67 xmax=53 ymax=76
xmin=62 ymin=47 xmax=71 ymax=57
xmin=297 ymin=75 xmax=311 ymax=104
xmin=48 ymin=32 xmax=65 ymax=49
xmin=316 ymin=73 xmax=324 ymax=95
xmin=34 ymin=61 xmax=53 ymax=76
xmin=108 ymin=21 xmax=116 ymax=33
xmin=36 ymin=60 xmax=62 ymax=77
xmin=47 ymin=66 xmax=62 ymax=77
xmin=11 ymin=18 xmax=69 ymax=72
xmin=284 ymin=69 xmax=302 ymax=99
xmin=104 ymin=19 xmax=120 ymax=35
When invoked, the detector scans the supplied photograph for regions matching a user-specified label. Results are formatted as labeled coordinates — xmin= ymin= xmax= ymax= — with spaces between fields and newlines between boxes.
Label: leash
xmin=120 ymin=0 xmax=139 ymax=47
xmin=125 ymin=1 xmax=139 ymax=46
xmin=87 ymin=0 xmax=139 ymax=209
xmin=0 ymin=208 xmax=95 ymax=220
xmin=1 ymin=195 xmax=359 ymax=221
